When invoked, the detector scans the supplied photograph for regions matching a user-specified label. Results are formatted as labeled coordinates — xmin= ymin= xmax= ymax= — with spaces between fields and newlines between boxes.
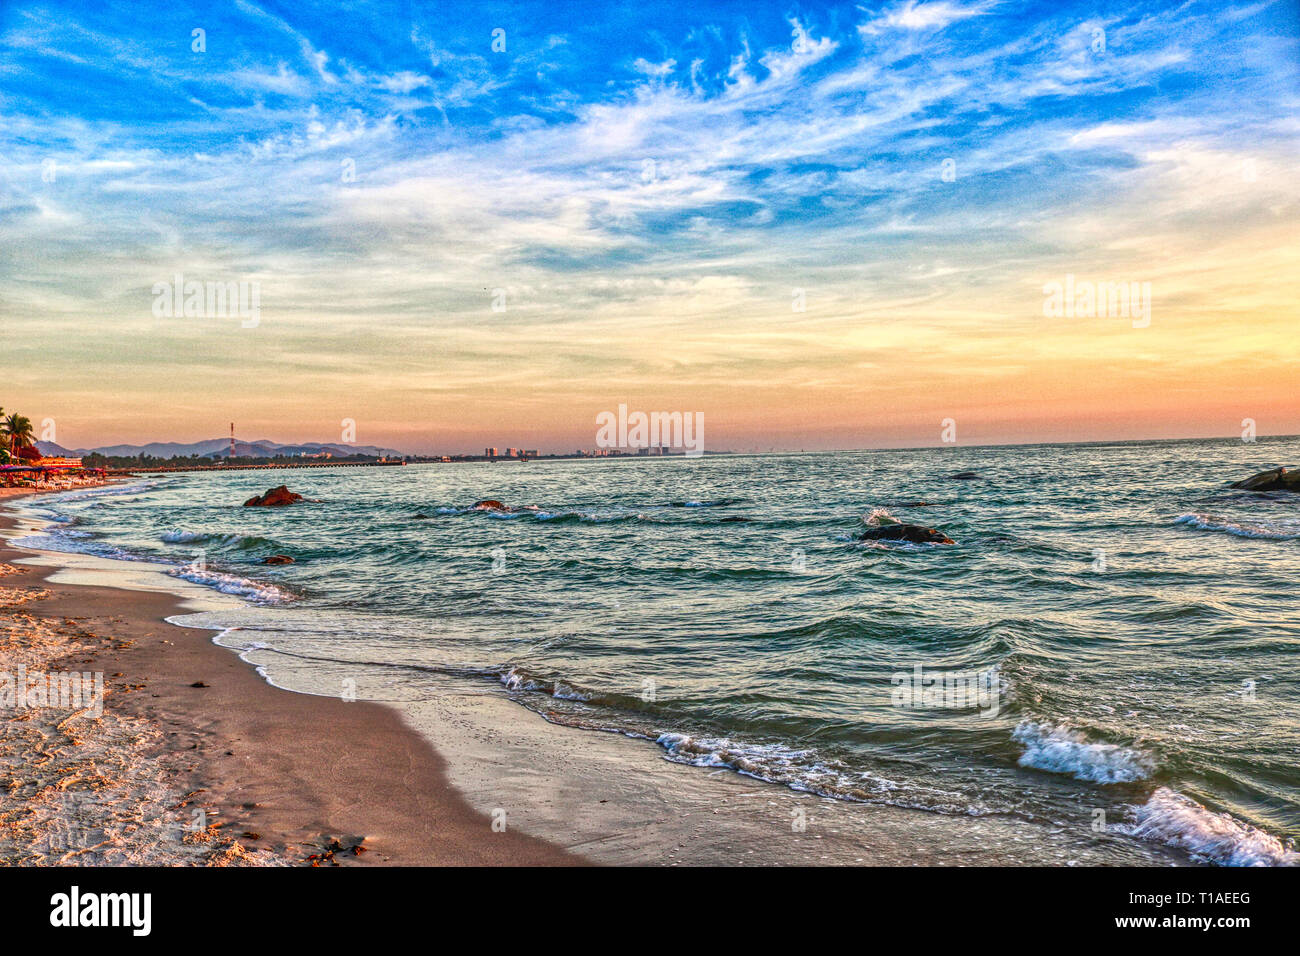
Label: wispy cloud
xmin=0 ymin=0 xmax=1297 ymax=449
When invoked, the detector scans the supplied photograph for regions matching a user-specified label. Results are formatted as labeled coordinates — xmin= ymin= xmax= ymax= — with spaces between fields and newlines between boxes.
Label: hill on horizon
xmin=34 ymin=437 xmax=406 ymax=459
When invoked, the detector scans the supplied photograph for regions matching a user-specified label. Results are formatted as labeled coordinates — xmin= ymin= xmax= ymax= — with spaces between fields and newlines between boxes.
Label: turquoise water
xmin=14 ymin=438 xmax=1300 ymax=865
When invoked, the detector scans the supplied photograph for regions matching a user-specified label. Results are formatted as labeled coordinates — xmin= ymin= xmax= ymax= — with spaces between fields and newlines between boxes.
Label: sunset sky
xmin=1 ymin=0 xmax=1297 ymax=454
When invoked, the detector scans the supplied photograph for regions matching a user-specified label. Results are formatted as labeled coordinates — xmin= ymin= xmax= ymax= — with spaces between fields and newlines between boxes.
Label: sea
xmin=9 ymin=436 xmax=1300 ymax=866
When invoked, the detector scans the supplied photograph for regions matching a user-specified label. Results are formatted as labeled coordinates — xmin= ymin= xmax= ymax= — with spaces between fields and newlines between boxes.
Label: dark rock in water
xmin=719 ymin=516 xmax=751 ymax=522
xmin=244 ymin=485 xmax=305 ymax=507
xmin=413 ymin=513 xmax=432 ymax=520
xmin=947 ymin=471 xmax=980 ymax=480
xmin=472 ymin=499 xmax=508 ymax=510
xmin=1231 ymin=467 xmax=1300 ymax=493
xmin=262 ymin=554 xmax=294 ymax=565
xmin=860 ymin=524 xmax=954 ymax=544
xmin=904 ymin=501 xmax=935 ymax=507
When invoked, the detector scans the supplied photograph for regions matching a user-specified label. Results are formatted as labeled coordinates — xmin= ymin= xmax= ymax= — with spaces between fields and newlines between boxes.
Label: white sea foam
xmin=1012 ymin=720 xmax=1154 ymax=783
xmin=168 ymin=566 xmax=293 ymax=605
xmin=1173 ymin=513 xmax=1297 ymax=540
xmin=862 ymin=507 xmax=896 ymax=526
xmin=1122 ymin=787 xmax=1299 ymax=866
xmin=499 ymin=667 xmax=592 ymax=701
xmin=652 ymin=732 xmax=985 ymax=814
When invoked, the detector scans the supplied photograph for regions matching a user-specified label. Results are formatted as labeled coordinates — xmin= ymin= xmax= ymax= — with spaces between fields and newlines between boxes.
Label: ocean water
xmin=11 ymin=437 xmax=1300 ymax=866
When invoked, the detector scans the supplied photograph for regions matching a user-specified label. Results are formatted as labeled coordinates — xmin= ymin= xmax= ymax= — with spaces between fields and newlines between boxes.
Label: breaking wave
xmin=1123 ymin=788 xmax=1299 ymax=866
xmin=1012 ymin=721 xmax=1154 ymax=784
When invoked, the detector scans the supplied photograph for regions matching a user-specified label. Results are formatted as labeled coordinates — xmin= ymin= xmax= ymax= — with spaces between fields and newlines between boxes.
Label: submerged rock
xmin=262 ymin=554 xmax=295 ymax=565
xmin=860 ymin=524 xmax=955 ymax=544
xmin=947 ymin=471 xmax=980 ymax=481
xmin=1231 ymin=467 xmax=1300 ymax=493
xmin=244 ymin=485 xmax=305 ymax=507
xmin=472 ymin=499 xmax=509 ymax=511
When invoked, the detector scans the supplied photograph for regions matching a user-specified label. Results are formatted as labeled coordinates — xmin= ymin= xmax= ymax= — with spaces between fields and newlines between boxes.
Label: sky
xmin=1 ymin=0 xmax=1297 ymax=454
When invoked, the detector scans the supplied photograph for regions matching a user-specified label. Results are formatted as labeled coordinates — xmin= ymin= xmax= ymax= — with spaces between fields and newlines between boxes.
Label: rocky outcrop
xmin=472 ymin=499 xmax=508 ymax=510
xmin=860 ymin=524 xmax=955 ymax=544
xmin=243 ymin=485 xmax=305 ymax=507
xmin=262 ymin=555 xmax=295 ymax=565
xmin=1231 ymin=467 xmax=1300 ymax=493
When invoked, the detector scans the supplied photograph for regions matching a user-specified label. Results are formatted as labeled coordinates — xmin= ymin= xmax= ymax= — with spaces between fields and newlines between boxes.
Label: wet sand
xmin=0 ymin=490 xmax=579 ymax=866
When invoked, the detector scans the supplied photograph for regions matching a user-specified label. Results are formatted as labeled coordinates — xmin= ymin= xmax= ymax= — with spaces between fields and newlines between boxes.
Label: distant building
xmin=524 ymin=449 xmax=538 ymax=458
xmin=486 ymin=447 xmax=498 ymax=458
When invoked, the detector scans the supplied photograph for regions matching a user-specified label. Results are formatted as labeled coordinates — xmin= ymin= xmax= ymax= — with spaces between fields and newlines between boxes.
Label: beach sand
xmin=0 ymin=490 xmax=578 ymax=866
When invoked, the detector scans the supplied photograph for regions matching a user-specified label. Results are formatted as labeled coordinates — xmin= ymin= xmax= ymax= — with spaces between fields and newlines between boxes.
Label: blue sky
xmin=1 ymin=0 xmax=1297 ymax=451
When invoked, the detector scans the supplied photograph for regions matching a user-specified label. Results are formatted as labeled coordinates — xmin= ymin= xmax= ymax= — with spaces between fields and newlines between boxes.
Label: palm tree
xmin=3 ymin=413 xmax=35 ymax=455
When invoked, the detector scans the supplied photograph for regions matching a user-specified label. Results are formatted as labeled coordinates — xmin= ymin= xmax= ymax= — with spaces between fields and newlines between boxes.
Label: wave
xmin=40 ymin=480 xmax=162 ymax=503
xmin=1173 ymin=513 xmax=1298 ymax=541
xmin=481 ymin=662 xmax=991 ymax=815
xmin=160 ymin=529 xmax=207 ymax=543
xmin=653 ymin=732 xmax=988 ymax=815
xmin=168 ymin=565 xmax=295 ymax=605
xmin=669 ymin=498 xmax=745 ymax=507
xmin=1012 ymin=721 xmax=1154 ymax=783
xmin=429 ymin=505 xmax=648 ymax=524
xmin=1122 ymin=788 xmax=1299 ymax=866
xmin=12 ymin=514 xmax=293 ymax=607
xmin=500 ymin=667 xmax=592 ymax=701
xmin=10 ymin=529 xmax=146 ymax=563
xmin=160 ymin=530 xmax=275 ymax=550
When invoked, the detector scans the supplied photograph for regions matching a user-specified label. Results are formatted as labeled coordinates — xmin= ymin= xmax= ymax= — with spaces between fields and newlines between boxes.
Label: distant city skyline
xmin=2 ymin=0 xmax=1297 ymax=454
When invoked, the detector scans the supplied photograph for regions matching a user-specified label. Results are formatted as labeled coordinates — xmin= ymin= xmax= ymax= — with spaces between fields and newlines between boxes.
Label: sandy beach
xmin=0 ymin=488 xmax=578 ymax=866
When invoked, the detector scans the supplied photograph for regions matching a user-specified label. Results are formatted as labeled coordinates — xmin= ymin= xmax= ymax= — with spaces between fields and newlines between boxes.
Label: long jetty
xmin=109 ymin=460 xmax=408 ymax=474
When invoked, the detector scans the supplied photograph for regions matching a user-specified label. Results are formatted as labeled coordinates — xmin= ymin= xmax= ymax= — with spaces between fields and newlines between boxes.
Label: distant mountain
xmin=35 ymin=438 xmax=405 ymax=459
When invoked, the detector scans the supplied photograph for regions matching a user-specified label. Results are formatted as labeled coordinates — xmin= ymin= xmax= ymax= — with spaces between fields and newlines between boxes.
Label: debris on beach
xmin=306 ymin=835 xmax=368 ymax=866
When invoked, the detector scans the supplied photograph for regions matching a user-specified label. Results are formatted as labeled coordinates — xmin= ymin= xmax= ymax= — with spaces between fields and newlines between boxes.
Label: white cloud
xmin=863 ymin=1 xmax=991 ymax=34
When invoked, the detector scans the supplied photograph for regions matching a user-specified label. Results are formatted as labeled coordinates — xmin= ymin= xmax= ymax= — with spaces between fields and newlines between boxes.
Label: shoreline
xmin=1 ymin=484 xmax=1205 ymax=867
xmin=0 ymin=489 xmax=580 ymax=866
